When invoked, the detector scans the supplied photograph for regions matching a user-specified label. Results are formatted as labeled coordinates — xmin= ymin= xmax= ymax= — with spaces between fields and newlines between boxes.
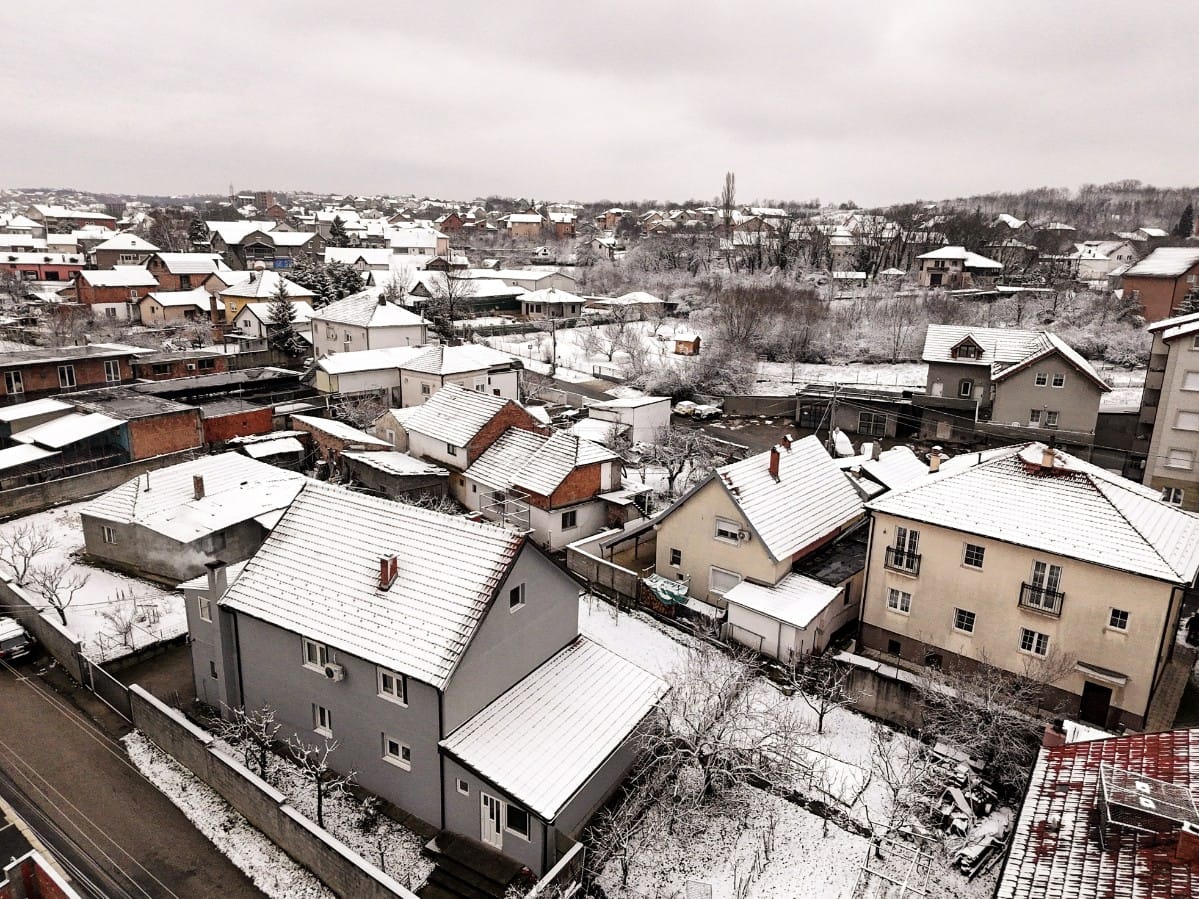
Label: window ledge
xmin=383 ymin=756 xmax=411 ymax=770
xmin=315 ymin=727 xmax=333 ymax=738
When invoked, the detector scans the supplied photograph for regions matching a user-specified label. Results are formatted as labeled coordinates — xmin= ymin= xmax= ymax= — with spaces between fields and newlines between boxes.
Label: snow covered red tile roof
xmin=997 ymin=727 xmax=1199 ymax=899
xmin=724 ymin=573 xmax=842 ymax=629
xmin=511 ymin=432 xmax=617 ymax=497
xmin=1125 ymin=247 xmax=1199 ymax=278
xmin=402 ymin=384 xmax=517 ymax=447
xmin=868 ymin=443 xmax=1199 ymax=583
xmin=464 ymin=428 xmax=545 ymax=490
xmin=81 ymin=453 xmax=306 ymax=543
xmin=151 ymin=252 xmax=230 ymax=275
xmin=221 ymin=481 xmax=525 ymax=689
xmin=310 ymin=291 xmax=426 ymax=328
xmin=440 ymin=637 xmax=667 ymax=821
xmin=146 ymin=287 xmax=222 ymax=310
xmin=713 ymin=435 xmax=864 ymax=563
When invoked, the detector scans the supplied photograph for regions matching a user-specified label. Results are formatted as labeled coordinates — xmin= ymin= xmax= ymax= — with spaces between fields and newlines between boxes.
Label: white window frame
xmin=505 ymin=805 xmax=531 ymax=840
xmin=1183 ymin=371 xmax=1199 ymax=392
xmin=1019 ymin=627 xmax=1049 ymax=657
xmin=669 ymin=547 xmax=682 ymax=567
xmin=1163 ymin=486 xmax=1185 ymax=505
xmin=313 ymin=704 xmax=333 ymax=737
xmin=303 ymin=637 xmax=328 ymax=670
xmin=58 ymin=364 xmax=76 ymax=388
xmin=1045 ymin=411 xmax=1060 ymax=428
xmin=709 ymin=566 xmax=741 ymax=595
xmin=382 ymin=734 xmax=411 ymax=770
xmin=1034 ymin=372 xmax=1048 ymax=387
xmin=886 ymin=588 xmax=911 ymax=614
xmin=1167 ymin=448 xmax=1196 ymax=471
xmin=456 ymin=778 xmax=469 ymax=796
xmin=1051 ymin=372 xmax=1066 ymax=388
xmin=101 ymin=525 xmax=117 ymax=544
xmin=958 ymin=379 xmax=974 ymax=398
xmin=953 ymin=608 xmax=976 ymax=634
xmin=1029 ymin=409 xmax=1041 ymax=426
xmin=713 ymin=517 xmax=741 ymax=544
xmin=446 ymin=443 xmax=458 ymax=456
xmin=3 ymin=371 xmax=24 ymax=395
xmin=962 ymin=543 xmax=985 ymax=569
xmin=1108 ymin=608 xmax=1130 ymax=631
xmin=509 ymin=583 xmax=525 ymax=612
xmin=104 ymin=359 xmax=121 ymax=383
xmin=421 ymin=382 xmax=432 ymax=396
xmin=1176 ymin=411 xmax=1199 ymax=432
xmin=377 ymin=667 xmax=408 ymax=706
xmin=198 ymin=595 xmax=212 ymax=623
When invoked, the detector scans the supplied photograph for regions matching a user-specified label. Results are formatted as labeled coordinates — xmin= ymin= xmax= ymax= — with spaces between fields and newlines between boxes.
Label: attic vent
xmin=379 ymin=554 xmax=399 ymax=590
xmin=1097 ymin=763 xmax=1199 ymax=850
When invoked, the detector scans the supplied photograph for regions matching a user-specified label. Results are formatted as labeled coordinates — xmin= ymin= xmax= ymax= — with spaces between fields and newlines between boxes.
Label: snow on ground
xmin=0 ymin=503 xmax=179 ymax=662
xmin=578 ymin=594 xmax=699 ymax=678
xmin=123 ymin=732 xmax=335 ymax=899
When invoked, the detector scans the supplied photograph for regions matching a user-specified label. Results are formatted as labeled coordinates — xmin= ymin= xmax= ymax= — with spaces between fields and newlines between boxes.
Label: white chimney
xmin=1041 ymin=444 xmax=1056 ymax=471
xmin=205 ymin=560 xmax=228 ymax=596
xmin=928 ymin=446 xmax=943 ymax=473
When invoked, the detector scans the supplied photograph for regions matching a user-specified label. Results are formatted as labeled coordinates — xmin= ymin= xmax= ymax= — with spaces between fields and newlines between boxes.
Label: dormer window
xmin=951 ymin=338 xmax=982 ymax=360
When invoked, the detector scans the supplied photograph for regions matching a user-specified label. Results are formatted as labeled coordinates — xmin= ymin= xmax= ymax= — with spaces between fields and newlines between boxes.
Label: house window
xmin=1109 ymin=608 xmax=1130 ymax=631
xmin=303 ymin=638 xmax=328 ymax=669
xmin=382 ymin=734 xmax=411 ymax=769
xmin=377 ymin=668 xmax=408 ymax=705
xmin=1029 ymin=409 xmax=1041 ymax=426
xmin=1045 ymin=411 xmax=1060 ymax=428
xmin=962 ymin=543 xmax=985 ymax=569
xmin=58 ymin=364 xmax=76 ymax=388
xmin=209 ymin=660 xmax=218 ymax=679
xmin=953 ymin=608 xmax=976 ymax=633
xmin=198 ymin=358 xmax=216 ymax=371
xmin=1019 ymin=627 xmax=1049 ymax=656
xmin=509 ymin=583 xmax=525 ymax=612
xmin=343 ymin=342 xmax=352 ymax=352
xmin=456 ymin=779 xmax=469 ymax=796
xmin=421 ymin=383 xmax=431 ymax=396
xmin=104 ymin=360 xmax=121 ymax=382
xmin=887 ymin=526 xmax=920 ymax=574
xmin=714 ymin=517 xmax=741 ymax=543
xmin=1167 ymin=448 xmax=1195 ymax=470
xmin=561 ymin=509 xmax=578 ymax=530
xmin=198 ymin=595 xmax=212 ymax=622
xmin=446 ymin=443 xmax=458 ymax=456
xmin=1183 ymin=371 xmax=1199 ymax=391
xmin=1163 ymin=487 xmax=1185 ymax=505
xmin=152 ymin=363 xmax=172 ymax=376
xmin=3 ymin=371 xmax=23 ymax=395
xmin=954 ymin=343 xmax=979 ymax=360
xmin=958 ymin=379 xmax=974 ymax=398
xmin=313 ymin=704 xmax=333 ymax=736
xmin=858 ymin=411 xmax=887 ymax=437
xmin=1034 ymin=372 xmax=1048 ymax=387
xmin=887 ymin=639 xmax=902 ymax=655
xmin=1051 ymin=373 xmax=1066 ymax=388
xmin=709 ymin=566 xmax=741 ymax=595
xmin=1175 ymin=412 xmax=1199 ymax=431
xmin=105 ymin=308 xmax=117 ymax=319
xmin=669 ymin=547 xmax=682 ymax=567
xmin=180 ymin=275 xmax=192 ymax=289
xmin=505 ymin=806 xmax=530 ymax=840
xmin=887 ymin=588 xmax=912 ymax=614
xmin=101 ymin=525 xmax=117 ymax=544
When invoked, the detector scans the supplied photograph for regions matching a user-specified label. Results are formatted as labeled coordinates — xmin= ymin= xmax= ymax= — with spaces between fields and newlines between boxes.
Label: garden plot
xmin=0 ymin=503 xmax=180 ymax=663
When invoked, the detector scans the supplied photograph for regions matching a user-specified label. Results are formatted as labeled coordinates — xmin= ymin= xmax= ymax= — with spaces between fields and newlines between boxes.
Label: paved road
xmin=0 ymin=657 xmax=264 ymax=899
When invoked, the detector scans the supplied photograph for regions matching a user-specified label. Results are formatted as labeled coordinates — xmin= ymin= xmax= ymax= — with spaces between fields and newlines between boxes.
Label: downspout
xmin=856 ymin=513 xmax=876 ymax=650
xmin=231 ymin=610 xmax=245 ymax=710
xmin=1149 ymin=584 xmax=1183 ymax=723
xmin=438 ymin=691 xmax=446 ymax=831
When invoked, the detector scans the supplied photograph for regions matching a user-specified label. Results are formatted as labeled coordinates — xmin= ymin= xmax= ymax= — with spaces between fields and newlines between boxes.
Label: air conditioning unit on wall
xmin=323 ymin=662 xmax=346 ymax=682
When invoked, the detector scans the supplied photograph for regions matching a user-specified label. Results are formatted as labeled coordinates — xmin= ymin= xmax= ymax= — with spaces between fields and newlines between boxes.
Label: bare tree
xmin=426 ymin=270 xmax=476 ymax=343
xmin=867 ymin=722 xmax=936 ymax=832
xmin=217 ymin=704 xmax=281 ymax=782
xmin=288 ymin=734 xmax=355 ymax=829
xmin=642 ymin=426 xmax=724 ymax=495
xmin=0 ymin=522 xmax=57 ymax=585
xmin=333 ymin=391 xmax=388 ymax=430
xmin=100 ymin=589 xmax=138 ymax=647
xmin=28 ymin=563 xmax=90 ymax=626
xmin=872 ymin=296 xmax=922 ymax=364
xmin=595 ymin=305 xmax=634 ymax=362
xmin=788 ymin=652 xmax=855 ymax=735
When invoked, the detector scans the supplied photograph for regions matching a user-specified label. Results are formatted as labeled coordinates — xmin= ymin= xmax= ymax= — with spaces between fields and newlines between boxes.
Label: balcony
xmin=1019 ymin=582 xmax=1064 ymax=617
xmin=884 ymin=546 xmax=921 ymax=576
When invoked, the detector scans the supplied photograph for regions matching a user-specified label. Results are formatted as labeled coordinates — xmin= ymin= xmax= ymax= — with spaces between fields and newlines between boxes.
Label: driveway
xmin=0 ymin=655 xmax=264 ymax=899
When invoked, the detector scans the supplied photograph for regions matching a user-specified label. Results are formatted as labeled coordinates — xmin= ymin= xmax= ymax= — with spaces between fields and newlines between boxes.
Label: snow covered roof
xmin=77 ymin=266 xmax=159 ymax=288
xmin=440 ymin=637 xmax=668 ymax=821
xmin=218 ymin=270 xmax=314 ymax=299
xmin=464 ymin=428 xmax=545 ymax=490
xmin=505 ymin=213 xmax=544 ymax=224
xmin=724 ymin=573 xmax=842 ymax=629
xmin=868 ymin=443 xmax=1199 ymax=583
xmin=921 ymin=325 xmax=1109 ymax=390
xmin=521 ymin=286 xmax=584 ymax=306
xmin=707 ymin=435 xmax=864 ymax=563
xmin=401 ymin=344 xmax=520 ymax=376
xmin=0 ymin=443 xmax=59 ymax=472
xmin=341 ymin=450 xmax=448 ymax=477
xmin=239 ymin=300 xmax=315 ymax=325
xmin=13 ymin=412 xmax=122 ymax=449
xmin=0 ymin=398 xmax=71 ymax=423
xmin=1124 ymin=247 xmax=1199 ymax=278
xmin=205 ymin=221 xmax=277 ymax=244
xmin=221 ymin=481 xmax=526 ymax=689
xmin=316 ymin=345 xmax=427 ymax=376
xmin=512 ymin=432 xmax=618 ymax=497
xmin=859 ymin=446 xmax=929 ymax=491
xmin=997 ymin=727 xmax=1199 ymax=899
xmin=588 ymin=395 xmax=670 ymax=410
xmin=917 ymin=245 xmax=1003 ymax=268
xmin=1149 ymin=310 xmax=1199 ymax=341
xmin=403 ymin=384 xmax=520 ymax=447
xmin=311 ymin=291 xmax=426 ymax=328
xmin=990 ymin=332 xmax=1111 ymax=392
xmin=151 ymin=252 xmax=230 ymax=275
xmin=82 ymin=453 xmax=306 ymax=544
xmin=93 ymin=233 xmax=159 ymax=252
xmin=291 ymin=414 xmax=391 ymax=447
xmin=994 ymin=214 xmax=1028 ymax=230
xmin=176 ymin=560 xmax=249 ymax=593
xmin=145 ymin=287 xmax=221 ymax=310
xmin=242 ymin=436 xmax=304 ymax=458
xmin=1137 ymin=227 xmax=1169 ymax=238
xmin=323 ymin=247 xmax=392 ymax=267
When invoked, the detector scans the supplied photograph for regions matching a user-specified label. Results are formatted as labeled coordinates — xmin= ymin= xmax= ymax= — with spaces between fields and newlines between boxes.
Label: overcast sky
xmin=3 ymin=2 xmax=1195 ymax=206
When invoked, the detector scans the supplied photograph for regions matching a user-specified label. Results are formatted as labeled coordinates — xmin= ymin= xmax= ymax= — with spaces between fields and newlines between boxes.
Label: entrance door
xmin=1080 ymin=681 xmax=1112 ymax=727
xmin=480 ymin=792 xmax=503 ymax=850
xmin=931 ymin=381 xmax=943 ymax=397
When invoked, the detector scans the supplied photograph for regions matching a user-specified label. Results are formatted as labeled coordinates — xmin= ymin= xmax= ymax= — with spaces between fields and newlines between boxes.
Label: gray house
xmin=187 ymin=481 xmax=666 ymax=874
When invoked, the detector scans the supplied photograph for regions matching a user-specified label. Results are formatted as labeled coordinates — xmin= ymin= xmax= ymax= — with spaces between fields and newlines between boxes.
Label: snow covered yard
xmin=0 ymin=502 xmax=181 ymax=662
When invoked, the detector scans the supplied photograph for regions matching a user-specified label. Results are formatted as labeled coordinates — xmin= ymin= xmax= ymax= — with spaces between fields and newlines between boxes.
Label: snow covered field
xmin=0 ymin=503 xmax=181 ymax=662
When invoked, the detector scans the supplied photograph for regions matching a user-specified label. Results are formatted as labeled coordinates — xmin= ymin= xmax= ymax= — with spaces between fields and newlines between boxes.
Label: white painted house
xmin=233 ymin=300 xmax=315 ymax=340
xmin=310 ymin=290 xmax=428 ymax=358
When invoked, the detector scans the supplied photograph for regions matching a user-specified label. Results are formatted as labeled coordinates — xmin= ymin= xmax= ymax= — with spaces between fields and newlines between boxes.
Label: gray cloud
xmin=3 ymin=1 xmax=1196 ymax=205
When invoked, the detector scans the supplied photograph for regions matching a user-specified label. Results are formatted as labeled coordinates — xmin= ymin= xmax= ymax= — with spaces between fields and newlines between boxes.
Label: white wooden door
xmin=931 ymin=381 xmax=943 ymax=397
xmin=480 ymin=792 xmax=503 ymax=850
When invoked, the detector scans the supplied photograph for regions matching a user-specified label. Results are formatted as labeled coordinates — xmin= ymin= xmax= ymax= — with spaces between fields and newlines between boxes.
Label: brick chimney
xmin=768 ymin=446 xmax=781 ymax=481
xmin=1041 ymin=444 xmax=1057 ymax=471
xmin=928 ymin=446 xmax=943 ymax=473
xmin=205 ymin=560 xmax=227 ymax=596
xmin=193 ymin=474 xmax=205 ymax=500
xmin=871 ymin=441 xmax=882 ymax=462
xmin=780 ymin=434 xmax=792 ymax=451
xmin=379 ymin=554 xmax=399 ymax=590
xmin=1042 ymin=719 xmax=1067 ymax=748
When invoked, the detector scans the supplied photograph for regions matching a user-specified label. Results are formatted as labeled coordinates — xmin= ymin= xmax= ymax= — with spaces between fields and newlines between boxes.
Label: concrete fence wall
xmin=0 ymin=449 xmax=199 ymax=520
xmin=723 ymin=394 xmax=798 ymax=418
xmin=566 ymin=536 xmax=641 ymax=604
xmin=127 ymin=686 xmax=421 ymax=899
xmin=0 ymin=579 xmax=85 ymax=684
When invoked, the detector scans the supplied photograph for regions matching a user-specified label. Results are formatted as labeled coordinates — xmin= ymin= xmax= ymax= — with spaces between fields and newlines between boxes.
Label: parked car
xmin=691 ymin=404 xmax=723 ymax=421
xmin=672 ymin=401 xmax=698 ymax=417
xmin=0 ymin=617 xmax=33 ymax=662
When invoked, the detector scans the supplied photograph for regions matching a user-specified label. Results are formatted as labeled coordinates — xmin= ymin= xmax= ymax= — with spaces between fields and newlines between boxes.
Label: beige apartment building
xmin=859 ymin=443 xmax=1199 ymax=730
xmin=1142 ymin=311 xmax=1199 ymax=511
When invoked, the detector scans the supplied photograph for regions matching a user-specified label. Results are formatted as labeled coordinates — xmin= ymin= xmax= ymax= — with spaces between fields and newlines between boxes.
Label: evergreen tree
xmin=187 ymin=217 xmax=210 ymax=248
xmin=1175 ymin=203 xmax=1194 ymax=239
xmin=288 ymin=259 xmax=364 ymax=308
xmin=266 ymin=279 xmax=302 ymax=355
xmin=329 ymin=215 xmax=351 ymax=248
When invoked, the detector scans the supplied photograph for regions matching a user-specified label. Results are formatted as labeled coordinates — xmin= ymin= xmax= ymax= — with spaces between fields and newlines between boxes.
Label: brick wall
xmin=465 ymin=402 xmax=545 ymax=465
xmin=132 ymin=356 xmax=227 ymax=381
xmin=1124 ymin=272 xmax=1196 ymax=324
xmin=545 ymin=463 xmax=601 ymax=510
xmin=127 ymin=410 xmax=203 ymax=459
xmin=293 ymin=418 xmax=389 ymax=465
xmin=1 ymin=357 xmax=132 ymax=397
xmin=75 ymin=283 xmax=153 ymax=306
xmin=202 ymin=406 xmax=273 ymax=444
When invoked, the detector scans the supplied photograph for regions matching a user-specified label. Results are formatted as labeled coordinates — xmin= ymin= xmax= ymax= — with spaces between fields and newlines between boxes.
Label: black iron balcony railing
xmin=1019 ymin=582 xmax=1064 ymax=616
xmin=884 ymin=546 xmax=921 ymax=576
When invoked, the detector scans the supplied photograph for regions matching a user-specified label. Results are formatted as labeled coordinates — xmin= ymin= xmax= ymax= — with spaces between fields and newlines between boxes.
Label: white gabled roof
xmin=145 ymin=287 xmax=222 ymax=310
xmin=242 ymin=436 xmax=304 ymax=459
xmin=711 ymin=435 xmax=864 ymax=563
xmin=917 ymin=245 xmax=1003 ymax=268
xmin=868 ymin=443 xmax=1199 ymax=583
xmin=317 ymin=345 xmax=427 ymax=376
xmin=859 ymin=446 xmax=929 ymax=491
xmin=401 ymin=344 xmax=520 ymax=376
xmin=521 ymin=286 xmax=584 ymax=306
xmin=1124 ymin=247 xmax=1199 ymax=278
xmin=93 ymin=233 xmax=159 ymax=252
xmin=724 ymin=573 xmax=842 ymax=629
xmin=219 ymin=270 xmax=314 ymax=299
xmin=440 ymin=637 xmax=667 ymax=821
xmin=240 ymin=300 xmax=315 ymax=325
xmin=403 ymin=384 xmax=518 ymax=447
xmin=921 ymin=325 xmax=1110 ymax=391
xmin=512 ymin=432 xmax=617 ymax=497
xmin=291 ymin=414 xmax=391 ymax=447
xmin=311 ymin=291 xmax=426 ymax=328
xmin=82 ymin=453 xmax=307 ymax=544
xmin=221 ymin=481 xmax=525 ymax=688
